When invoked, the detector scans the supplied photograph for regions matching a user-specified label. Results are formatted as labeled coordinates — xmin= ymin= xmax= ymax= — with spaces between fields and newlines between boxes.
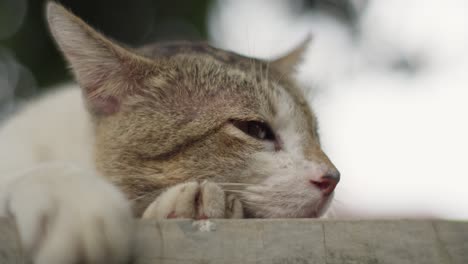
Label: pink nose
xmin=310 ymin=171 xmax=340 ymax=196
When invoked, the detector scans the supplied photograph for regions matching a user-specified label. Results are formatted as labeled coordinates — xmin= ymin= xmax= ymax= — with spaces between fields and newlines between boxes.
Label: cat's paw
xmin=142 ymin=181 xmax=244 ymax=219
xmin=3 ymin=164 xmax=134 ymax=264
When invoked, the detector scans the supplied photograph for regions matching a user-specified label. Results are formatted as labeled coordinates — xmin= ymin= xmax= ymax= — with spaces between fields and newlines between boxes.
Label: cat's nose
xmin=310 ymin=170 xmax=340 ymax=196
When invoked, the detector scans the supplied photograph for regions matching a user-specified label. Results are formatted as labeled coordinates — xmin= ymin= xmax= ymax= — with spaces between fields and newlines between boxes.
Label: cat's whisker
xmin=223 ymin=189 xmax=252 ymax=194
xmin=223 ymin=188 xmax=265 ymax=195
xmin=222 ymin=187 xmax=249 ymax=191
xmin=129 ymin=189 xmax=162 ymax=203
xmin=238 ymin=200 xmax=265 ymax=207
xmin=129 ymin=194 xmax=149 ymax=202
xmin=217 ymin=183 xmax=255 ymax=186
xmin=130 ymin=194 xmax=153 ymax=202
xmin=218 ymin=183 xmax=267 ymax=192
xmin=274 ymin=64 xmax=289 ymax=85
xmin=225 ymin=191 xmax=266 ymax=201
xmin=263 ymin=62 xmax=270 ymax=89
xmin=219 ymin=184 xmax=257 ymax=190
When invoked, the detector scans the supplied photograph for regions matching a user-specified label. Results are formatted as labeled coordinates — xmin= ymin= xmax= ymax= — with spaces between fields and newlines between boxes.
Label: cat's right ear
xmin=271 ymin=35 xmax=311 ymax=74
xmin=46 ymin=2 xmax=156 ymax=116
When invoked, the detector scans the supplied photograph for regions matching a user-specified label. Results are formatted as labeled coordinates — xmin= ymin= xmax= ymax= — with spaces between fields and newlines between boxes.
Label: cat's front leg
xmin=142 ymin=181 xmax=244 ymax=219
xmin=1 ymin=164 xmax=134 ymax=264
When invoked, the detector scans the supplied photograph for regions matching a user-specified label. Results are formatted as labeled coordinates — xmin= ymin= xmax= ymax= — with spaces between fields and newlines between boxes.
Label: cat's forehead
xmin=138 ymin=43 xmax=269 ymax=108
xmin=138 ymin=41 xmax=255 ymax=68
xmin=136 ymin=42 xmax=317 ymax=133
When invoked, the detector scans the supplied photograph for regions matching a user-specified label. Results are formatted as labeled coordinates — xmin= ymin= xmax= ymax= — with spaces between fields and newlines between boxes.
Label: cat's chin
xmin=243 ymin=193 xmax=334 ymax=219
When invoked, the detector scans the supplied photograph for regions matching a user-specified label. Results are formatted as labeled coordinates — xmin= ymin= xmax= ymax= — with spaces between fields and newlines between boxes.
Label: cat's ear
xmin=271 ymin=36 xmax=311 ymax=74
xmin=46 ymin=2 xmax=155 ymax=116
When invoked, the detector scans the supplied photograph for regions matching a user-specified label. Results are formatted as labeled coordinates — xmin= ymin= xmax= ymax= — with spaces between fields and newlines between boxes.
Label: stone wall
xmin=1 ymin=219 xmax=467 ymax=264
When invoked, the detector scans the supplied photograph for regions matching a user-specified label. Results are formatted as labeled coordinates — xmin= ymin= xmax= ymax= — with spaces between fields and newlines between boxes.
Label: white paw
xmin=142 ymin=181 xmax=244 ymax=220
xmin=3 ymin=164 xmax=133 ymax=264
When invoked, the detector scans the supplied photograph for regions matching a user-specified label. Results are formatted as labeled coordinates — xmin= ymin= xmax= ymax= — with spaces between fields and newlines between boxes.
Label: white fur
xmin=1 ymin=163 xmax=133 ymax=264
xmin=0 ymin=86 xmax=134 ymax=263
xmin=0 ymin=86 xmax=93 ymax=176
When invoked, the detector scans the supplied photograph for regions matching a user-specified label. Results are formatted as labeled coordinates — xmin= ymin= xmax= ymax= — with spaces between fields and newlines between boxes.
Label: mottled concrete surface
xmin=1 ymin=219 xmax=467 ymax=264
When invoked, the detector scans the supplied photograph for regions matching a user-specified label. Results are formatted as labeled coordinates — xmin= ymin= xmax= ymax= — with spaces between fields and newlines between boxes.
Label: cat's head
xmin=47 ymin=2 xmax=340 ymax=218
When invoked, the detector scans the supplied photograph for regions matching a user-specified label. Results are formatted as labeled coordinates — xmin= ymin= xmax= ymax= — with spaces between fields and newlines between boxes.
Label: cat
xmin=0 ymin=2 xmax=340 ymax=263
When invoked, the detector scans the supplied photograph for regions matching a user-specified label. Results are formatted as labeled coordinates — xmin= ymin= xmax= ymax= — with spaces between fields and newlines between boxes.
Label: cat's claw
xmin=142 ymin=181 xmax=244 ymax=219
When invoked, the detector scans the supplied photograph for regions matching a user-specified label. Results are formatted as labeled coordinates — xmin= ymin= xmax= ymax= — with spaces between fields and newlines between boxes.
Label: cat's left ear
xmin=46 ymin=2 xmax=156 ymax=116
xmin=271 ymin=36 xmax=311 ymax=74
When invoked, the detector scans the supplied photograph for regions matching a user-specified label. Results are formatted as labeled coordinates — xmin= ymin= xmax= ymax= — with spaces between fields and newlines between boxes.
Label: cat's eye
xmin=231 ymin=120 xmax=276 ymax=141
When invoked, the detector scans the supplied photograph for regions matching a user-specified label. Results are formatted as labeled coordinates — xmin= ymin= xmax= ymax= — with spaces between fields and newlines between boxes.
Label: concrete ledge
xmin=1 ymin=219 xmax=467 ymax=263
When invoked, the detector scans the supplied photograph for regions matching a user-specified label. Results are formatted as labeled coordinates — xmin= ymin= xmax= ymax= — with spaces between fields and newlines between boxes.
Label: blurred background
xmin=1 ymin=0 xmax=467 ymax=219
xmin=0 ymin=0 xmax=211 ymax=120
